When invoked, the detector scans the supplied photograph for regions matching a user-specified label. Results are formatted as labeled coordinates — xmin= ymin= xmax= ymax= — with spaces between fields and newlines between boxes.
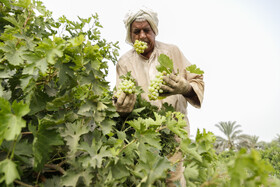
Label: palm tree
xmin=237 ymin=135 xmax=260 ymax=150
xmin=214 ymin=121 xmax=247 ymax=151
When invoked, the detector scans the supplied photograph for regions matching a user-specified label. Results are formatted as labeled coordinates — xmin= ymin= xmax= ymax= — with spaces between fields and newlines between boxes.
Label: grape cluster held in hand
xmin=148 ymin=71 xmax=168 ymax=100
xmin=114 ymin=79 xmax=136 ymax=98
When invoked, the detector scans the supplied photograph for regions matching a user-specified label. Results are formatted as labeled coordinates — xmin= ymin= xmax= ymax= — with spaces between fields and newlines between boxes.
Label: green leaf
xmin=0 ymin=40 xmax=25 ymax=66
xmin=112 ymin=161 xmax=130 ymax=179
xmin=0 ymin=0 xmax=11 ymax=8
xmin=156 ymin=54 xmax=173 ymax=74
xmin=12 ymin=0 xmax=31 ymax=8
xmin=184 ymin=163 xmax=199 ymax=181
xmin=46 ymin=92 xmax=71 ymax=111
xmin=97 ymin=101 xmax=107 ymax=111
xmin=134 ymin=151 xmax=172 ymax=185
xmin=186 ymin=64 xmax=204 ymax=74
xmin=33 ymin=127 xmax=63 ymax=171
xmin=29 ymin=89 xmax=50 ymax=115
xmin=180 ymin=139 xmax=202 ymax=163
xmin=11 ymin=99 xmax=30 ymax=117
xmin=0 ymin=98 xmax=29 ymax=144
xmin=100 ymin=119 xmax=115 ymax=135
xmin=56 ymin=62 xmax=76 ymax=90
xmin=0 ymin=159 xmax=20 ymax=185
xmin=78 ymin=141 xmax=112 ymax=169
xmin=37 ymin=38 xmax=64 ymax=65
xmin=3 ymin=16 xmax=20 ymax=28
xmin=69 ymin=34 xmax=85 ymax=47
xmin=60 ymin=121 xmax=89 ymax=158
xmin=62 ymin=167 xmax=93 ymax=187
xmin=166 ymin=112 xmax=188 ymax=139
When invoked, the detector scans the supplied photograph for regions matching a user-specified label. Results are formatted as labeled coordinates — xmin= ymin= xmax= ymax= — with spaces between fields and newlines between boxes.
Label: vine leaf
xmin=32 ymin=126 xmax=64 ymax=171
xmin=156 ymin=54 xmax=173 ymax=74
xmin=62 ymin=167 xmax=93 ymax=187
xmin=0 ymin=159 xmax=20 ymax=185
xmin=180 ymin=139 xmax=202 ymax=163
xmin=0 ymin=98 xmax=30 ymax=145
xmin=0 ymin=41 xmax=25 ymax=66
xmin=186 ymin=64 xmax=204 ymax=75
xmin=78 ymin=140 xmax=112 ymax=169
xmin=134 ymin=151 xmax=172 ymax=185
xmin=60 ymin=121 xmax=89 ymax=158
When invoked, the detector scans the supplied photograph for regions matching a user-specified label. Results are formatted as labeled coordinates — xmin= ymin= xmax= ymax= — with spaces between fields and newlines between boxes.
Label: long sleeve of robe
xmin=116 ymin=41 xmax=204 ymax=132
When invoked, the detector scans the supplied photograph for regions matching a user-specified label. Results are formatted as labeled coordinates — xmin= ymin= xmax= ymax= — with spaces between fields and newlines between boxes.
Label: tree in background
xmin=214 ymin=121 xmax=249 ymax=152
xmin=236 ymin=135 xmax=261 ymax=150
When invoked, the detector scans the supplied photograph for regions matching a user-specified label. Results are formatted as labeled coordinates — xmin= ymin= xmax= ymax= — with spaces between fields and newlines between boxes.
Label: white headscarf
xmin=123 ymin=6 xmax=159 ymax=45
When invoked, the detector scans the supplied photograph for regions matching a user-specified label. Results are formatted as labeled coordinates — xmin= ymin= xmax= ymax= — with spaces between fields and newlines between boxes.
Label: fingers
xmin=161 ymin=84 xmax=174 ymax=93
xmin=169 ymin=74 xmax=179 ymax=83
xmin=161 ymin=73 xmax=189 ymax=95
xmin=115 ymin=92 xmax=125 ymax=105
xmin=162 ymin=74 xmax=177 ymax=88
xmin=116 ymin=92 xmax=136 ymax=113
xmin=123 ymin=94 xmax=136 ymax=106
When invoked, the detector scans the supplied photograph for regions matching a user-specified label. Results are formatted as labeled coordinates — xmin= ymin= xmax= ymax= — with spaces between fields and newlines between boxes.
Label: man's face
xmin=130 ymin=20 xmax=156 ymax=57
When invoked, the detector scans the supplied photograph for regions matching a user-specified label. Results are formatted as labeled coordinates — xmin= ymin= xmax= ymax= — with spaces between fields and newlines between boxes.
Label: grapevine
xmin=133 ymin=40 xmax=148 ymax=54
xmin=0 ymin=1 xmax=279 ymax=187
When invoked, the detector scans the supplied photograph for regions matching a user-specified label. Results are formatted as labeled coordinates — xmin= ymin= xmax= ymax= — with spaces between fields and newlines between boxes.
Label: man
xmin=114 ymin=7 xmax=204 ymax=186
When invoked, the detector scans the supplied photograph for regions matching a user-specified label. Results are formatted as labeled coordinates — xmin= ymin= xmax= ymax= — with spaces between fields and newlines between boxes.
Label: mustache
xmin=139 ymin=40 xmax=149 ymax=43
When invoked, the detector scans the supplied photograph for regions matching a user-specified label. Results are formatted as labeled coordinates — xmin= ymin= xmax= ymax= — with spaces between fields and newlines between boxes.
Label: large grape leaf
xmin=0 ymin=98 xmax=29 ymax=145
xmin=100 ymin=118 xmax=115 ymax=135
xmin=32 ymin=126 xmax=64 ymax=171
xmin=156 ymin=54 xmax=173 ymax=74
xmin=62 ymin=167 xmax=93 ymax=187
xmin=78 ymin=140 xmax=112 ymax=169
xmin=0 ymin=40 xmax=25 ymax=66
xmin=180 ymin=139 xmax=202 ymax=163
xmin=0 ymin=159 xmax=20 ymax=185
xmin=134 ymin=151 xmax=172 ymax=186
xmin=60 ymin=121 xmax=89 ymax=158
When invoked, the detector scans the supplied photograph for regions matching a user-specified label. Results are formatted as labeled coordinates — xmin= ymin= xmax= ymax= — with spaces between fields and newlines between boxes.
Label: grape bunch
xmin=114 ymin=79 xmax=136 ymax=98
xmin=148 ymin=71 xmax=168 ymax=100
xmin=133 ymin=40 xmax=148 ymax=54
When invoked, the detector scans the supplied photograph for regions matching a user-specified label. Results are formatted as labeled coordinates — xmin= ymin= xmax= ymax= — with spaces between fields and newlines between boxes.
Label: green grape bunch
xmin=114 ymin=72 xmax=137 ymax=100
xmin=148 ymin=71 xmax=168 ymax=100
xmin=133 ymin=40 xmax=148 ymax=54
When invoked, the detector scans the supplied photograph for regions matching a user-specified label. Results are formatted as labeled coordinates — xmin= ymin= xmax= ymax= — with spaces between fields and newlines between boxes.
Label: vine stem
xmin=156 ymin=125 xmax=167 ymax=132
xmin=21 ymin=131 xmax=32 ymax=135
xmin=23 ymin=9 xmax=32 ymax=29
xmin=118 ymin=139 xmax=137 ymax=156
xmin=14 ymin=180 xmax=33 ymax=187
xmin=121 ymin=116 xmax=129 ymax=131
xmin=7 ymin=135 xmax=19 ymax=159
xmin=44 ymin=164 xmax=66 ymax=174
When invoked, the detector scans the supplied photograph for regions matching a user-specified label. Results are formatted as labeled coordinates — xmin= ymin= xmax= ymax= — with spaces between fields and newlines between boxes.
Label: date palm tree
xmin=237 ymin=135 xmax=260 ymax=150
xmin=214 ymin=121 xmax=248 ymax=151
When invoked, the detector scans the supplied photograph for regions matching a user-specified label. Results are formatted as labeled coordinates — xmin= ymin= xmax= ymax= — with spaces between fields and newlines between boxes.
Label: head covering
xmin=123 ymin=6 xmax=159 ymax=45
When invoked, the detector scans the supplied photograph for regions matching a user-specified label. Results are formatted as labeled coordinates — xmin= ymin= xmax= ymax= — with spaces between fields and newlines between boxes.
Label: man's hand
xmin=161 ymin=70 xmax=192 ymax=97
xmin=114 ymin=91 xmax=136 ymax=115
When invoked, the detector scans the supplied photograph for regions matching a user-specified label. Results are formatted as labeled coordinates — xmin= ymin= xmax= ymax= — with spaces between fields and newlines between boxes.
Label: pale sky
xmin=43 ymin=0 xmax=280 ymax=142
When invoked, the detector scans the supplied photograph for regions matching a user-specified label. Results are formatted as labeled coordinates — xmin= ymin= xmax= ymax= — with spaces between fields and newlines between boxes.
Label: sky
xmin=43 ymin=0 xmax=280 ymax=142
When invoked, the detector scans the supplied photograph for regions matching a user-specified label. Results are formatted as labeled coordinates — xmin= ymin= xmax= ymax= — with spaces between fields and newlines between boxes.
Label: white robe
xmin=116 ymin=41 xmax=204 ymax=132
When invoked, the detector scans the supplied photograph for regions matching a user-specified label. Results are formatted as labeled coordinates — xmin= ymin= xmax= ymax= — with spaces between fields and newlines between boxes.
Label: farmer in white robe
xmin=114 ymin=7 xmax=204 ymax=186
